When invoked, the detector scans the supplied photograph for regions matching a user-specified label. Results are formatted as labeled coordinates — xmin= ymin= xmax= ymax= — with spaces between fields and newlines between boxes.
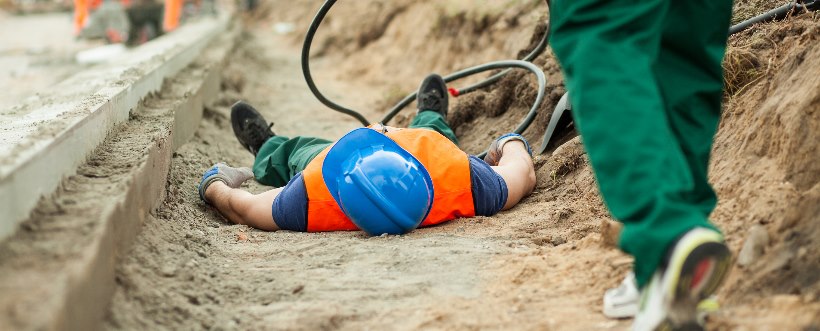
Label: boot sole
xmin=658 ymin=232 xmax=732 ymax=331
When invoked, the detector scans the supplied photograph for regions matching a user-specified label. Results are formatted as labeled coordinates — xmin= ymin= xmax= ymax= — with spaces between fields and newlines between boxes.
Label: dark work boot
xmin=230 ymin=101 xmax=275 ymax=156
xmin=416 ymin=74 xmax=449 ymax=117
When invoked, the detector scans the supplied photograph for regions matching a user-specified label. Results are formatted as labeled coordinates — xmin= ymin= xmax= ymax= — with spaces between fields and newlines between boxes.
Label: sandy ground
xmin=0 ymin=10 xmax=99 ymax=109
xmin=73 ymin=0 xmax=820 ymax=330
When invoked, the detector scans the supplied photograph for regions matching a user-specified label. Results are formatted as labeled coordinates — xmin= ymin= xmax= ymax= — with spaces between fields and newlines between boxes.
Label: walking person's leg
xmin=652 ymin=0 xmax=733 ymax=219
xmin=629 ymin=2 xmax=734 ymax=329
xmin=550 ymin=0 xmax=731 ymax=329
xmin=551 ymin=0 xmax=690 ymax=286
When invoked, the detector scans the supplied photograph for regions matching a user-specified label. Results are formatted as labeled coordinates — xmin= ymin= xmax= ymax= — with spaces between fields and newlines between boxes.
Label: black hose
xmin=302 ymin=0 xmax=550 ymax=134
xmin=445 ymin=60 xmax=547 ymax=135
xmin=301 ymin=0 xmax=370 ymax=126
xmin=456 ymin=60 xmax=548 ymax=157
xmin=729 ymin=0 xmax=819 ymax=35
xmin=379 ymin=22 xmax=550 ymax=124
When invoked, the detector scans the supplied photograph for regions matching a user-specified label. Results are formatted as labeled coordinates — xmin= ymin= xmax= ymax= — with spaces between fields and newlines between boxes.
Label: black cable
xmin=446 ymin=60 xmax=547 ymax=135
xmin=379 ymin=22 xmax=550 ymax=124
xmin=729 ymin=0 xmax=819 ymax=35
xmin=301 ymin=0 xmax=369 ymax=126
xmin=301 ymin=0 xmax=550 ymax=135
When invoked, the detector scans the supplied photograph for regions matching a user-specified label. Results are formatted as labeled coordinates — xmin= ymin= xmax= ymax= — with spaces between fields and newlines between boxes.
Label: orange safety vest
xmin=302 ymin=128 xmax=475 ymax=232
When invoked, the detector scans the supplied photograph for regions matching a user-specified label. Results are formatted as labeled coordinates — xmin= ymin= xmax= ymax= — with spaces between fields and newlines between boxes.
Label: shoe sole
xmin=657 ymin=230 xmax=732 ymax=331
xmin=677 ymin=242 xmax=731 ymax=302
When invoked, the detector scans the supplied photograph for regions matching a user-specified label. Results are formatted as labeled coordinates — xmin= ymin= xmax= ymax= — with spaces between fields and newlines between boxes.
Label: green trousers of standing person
xmin=252 ymin=111 xmax=459 ymax=188
xmin=549 ymin=0 xmax=734 ymax=287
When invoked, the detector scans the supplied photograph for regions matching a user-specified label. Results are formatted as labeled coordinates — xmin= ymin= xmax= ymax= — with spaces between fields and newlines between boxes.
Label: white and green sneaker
xmin=604 ymin=271 xmax=720 ymax=322
xmin=632 ymin=228 xmax=732 ymax=331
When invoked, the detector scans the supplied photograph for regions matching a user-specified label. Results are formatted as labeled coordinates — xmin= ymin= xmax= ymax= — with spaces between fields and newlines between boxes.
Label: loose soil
xmin=98 ymin=1 xmax=819 ymax=330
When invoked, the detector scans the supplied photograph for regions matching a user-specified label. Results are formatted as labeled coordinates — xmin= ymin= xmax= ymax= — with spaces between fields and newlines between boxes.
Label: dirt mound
xmin=712 ymin=16 xmax=820 ymax=324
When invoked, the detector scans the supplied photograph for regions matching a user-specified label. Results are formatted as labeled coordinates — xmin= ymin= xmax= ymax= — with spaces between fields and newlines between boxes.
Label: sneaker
xmin=632 ymin=228 xmax=732 ymax=331
xmin=605 ymin=272 xmax=721 ymax=323
xmin=231 ymin=101 xmax=275 ymax=155
xmin=416 ymin=74 xmax=448 ymax=117
xmin=604 ymin=272 xmax=642 ymax=319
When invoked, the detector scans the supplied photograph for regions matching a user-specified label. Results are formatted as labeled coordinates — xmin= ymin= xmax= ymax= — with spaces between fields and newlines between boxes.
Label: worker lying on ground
xmin=198 ymin=74 xmax=536 ymax=234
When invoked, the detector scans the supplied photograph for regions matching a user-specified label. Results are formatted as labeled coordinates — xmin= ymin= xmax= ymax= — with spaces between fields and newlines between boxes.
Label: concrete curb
xmin=0 ymin=14 xmax=230 ymax=241
xmin=0 ymin=18 xmax=237 ymax=331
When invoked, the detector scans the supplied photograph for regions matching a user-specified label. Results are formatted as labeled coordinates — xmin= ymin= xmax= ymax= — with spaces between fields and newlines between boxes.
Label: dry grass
xmin=723 ymin=47 xmax=764 ymax=95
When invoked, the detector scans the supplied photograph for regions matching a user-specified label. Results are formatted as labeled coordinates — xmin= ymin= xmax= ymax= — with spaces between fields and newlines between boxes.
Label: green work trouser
xmin=549 ymin=0 xmax=733 ymax=287
xmin=253 ymin=111 xmax=458 ymax=187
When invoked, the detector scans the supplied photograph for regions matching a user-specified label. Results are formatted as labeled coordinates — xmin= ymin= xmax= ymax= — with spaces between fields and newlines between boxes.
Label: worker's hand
xmin=483 ymin=133 xmax=533 ymax=166
xmin=198 ymin=163 xmax=254 ymax=203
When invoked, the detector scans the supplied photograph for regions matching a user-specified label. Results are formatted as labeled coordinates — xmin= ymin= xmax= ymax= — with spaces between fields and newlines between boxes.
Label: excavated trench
xmin=103 ymin=24 xmax=633 ymax=331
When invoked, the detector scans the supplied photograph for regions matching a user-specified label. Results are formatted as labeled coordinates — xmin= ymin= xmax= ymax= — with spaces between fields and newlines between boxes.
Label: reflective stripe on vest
xmin=302 ymin=128 xmax=475 ymax=232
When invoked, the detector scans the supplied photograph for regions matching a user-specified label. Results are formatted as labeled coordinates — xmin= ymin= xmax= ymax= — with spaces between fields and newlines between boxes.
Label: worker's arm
xmin=204 ymin=182 xmax=282 ymax=231
xmin=199 ymin=163 xmax=281 ymax=231
xmin=491 ymin=140 xmax=536 ymax=210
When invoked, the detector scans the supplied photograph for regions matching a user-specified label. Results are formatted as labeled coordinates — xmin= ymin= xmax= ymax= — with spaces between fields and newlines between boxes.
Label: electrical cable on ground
xmin=729 ymin=0 xmax=819 ymax=35
xmin=301 ymin=0 xmax=550 ymax=157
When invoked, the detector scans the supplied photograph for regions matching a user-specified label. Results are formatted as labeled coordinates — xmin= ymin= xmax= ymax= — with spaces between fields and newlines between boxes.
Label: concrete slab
xmin=0 ymin=23 xmax=238 ymax=330
xmin=0 ymin=14 xmax=231 ymax=241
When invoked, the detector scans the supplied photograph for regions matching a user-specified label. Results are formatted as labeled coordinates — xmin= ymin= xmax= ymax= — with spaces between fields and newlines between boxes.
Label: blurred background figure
xmin=127 ymin=0 xmax=164 ymax=44
xmin=71 ymin=0 xmax=215 ymax=45
xmin=166 ymin=0 xmax=217 ymax=32
xmin=75 ymin=0 xmax=130 ymax=43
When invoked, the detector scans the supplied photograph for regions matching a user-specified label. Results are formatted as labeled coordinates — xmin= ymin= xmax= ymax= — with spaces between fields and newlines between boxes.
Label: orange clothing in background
xmin=73 ymin=0 xmax=89 ymax=34
xmin=163 ymin=0 xmax=184 ymax=32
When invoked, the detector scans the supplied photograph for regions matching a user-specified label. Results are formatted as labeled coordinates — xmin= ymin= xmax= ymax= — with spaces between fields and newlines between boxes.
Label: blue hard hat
xmin=322 ymin=128 xmax=434 ymax=236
